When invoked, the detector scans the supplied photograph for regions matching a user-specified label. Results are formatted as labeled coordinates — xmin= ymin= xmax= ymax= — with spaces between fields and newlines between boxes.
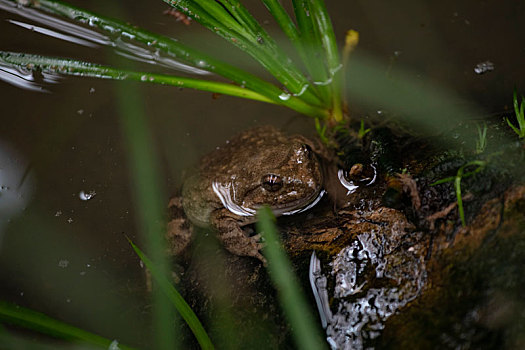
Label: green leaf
xmin=256 ymin=207 xmax=326 ymax=350
xmin=0 ymin=51 xmax=274 ymax=102
xmin=0 ymin=301 xmax=137 ymax=350
xmin=8 ymin=0 xmax=303 ymax=109
xmin=165 ymin=0 xmax=325 ymax=108
xmin=506 ymin=117 xmax=522 ymax=137
xmin=128 ymin=240 xmax=214 ymax=350
xmin=308 ymin=0 xmax=343 ymax=120
xmin=0 ymin=51 xmax=327 ymax=118
xmin=430 ymin=176 xmax=455 ymax=185
xmin=454 ymin=174 xmax=465 ymax=227
xmin=113 ymin=59 xmax=176 ymax=349
xmin=291 ymin=0 xmax=331 ymax=105
xmin=508 ymin=90 xmax=525 ymax=138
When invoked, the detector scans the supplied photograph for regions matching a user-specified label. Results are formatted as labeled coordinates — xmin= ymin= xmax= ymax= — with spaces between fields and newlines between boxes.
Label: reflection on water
xmin=0 ymin=0 xmax=523 ymax=347
xmin=0 ymin=140 xmax=34 ymax=246
xmin=0 ymin=63 xmax=47 ymax=92
xmin=337 ymin=164 xmax=377 ymax=196
xmin=9 ymin=19 xmax=98 ymax=47
xmin=0 ymin=0 xmax=212 ymax=83
xmin=78 ymin=189 xmax=96 ymax=201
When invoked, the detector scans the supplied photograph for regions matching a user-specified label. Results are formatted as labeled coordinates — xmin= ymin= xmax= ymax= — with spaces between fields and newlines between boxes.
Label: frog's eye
xmin=261 ymin=174 xmax=283 ymax=192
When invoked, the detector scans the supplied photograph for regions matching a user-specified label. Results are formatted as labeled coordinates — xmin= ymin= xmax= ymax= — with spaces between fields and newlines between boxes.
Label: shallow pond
xmin=0 ymin=0 xmax=524 ymax=348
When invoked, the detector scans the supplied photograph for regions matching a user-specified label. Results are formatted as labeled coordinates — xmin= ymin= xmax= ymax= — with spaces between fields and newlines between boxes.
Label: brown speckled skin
xmin=167 ymin=126 xmax=323 ymax=263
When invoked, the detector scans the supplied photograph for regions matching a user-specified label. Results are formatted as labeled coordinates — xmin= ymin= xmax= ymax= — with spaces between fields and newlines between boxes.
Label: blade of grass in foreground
xmin=113 ymin=59 xmax=178 ymax=349
xmin=128 ymin=240 xmax=214 ymax=350
xmin=0 ymin=301 xmax=136 ymax=350
xmin=256 ymin=206 xmax=326 ymax=350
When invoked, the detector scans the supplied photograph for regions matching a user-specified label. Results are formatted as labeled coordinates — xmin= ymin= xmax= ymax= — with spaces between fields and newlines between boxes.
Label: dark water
xmin=0 ymin=0 xmax=523 ymax=348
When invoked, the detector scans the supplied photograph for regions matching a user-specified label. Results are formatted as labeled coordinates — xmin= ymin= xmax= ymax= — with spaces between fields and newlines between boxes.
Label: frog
xmin=166 ymin=126 xmax=325 ymax=264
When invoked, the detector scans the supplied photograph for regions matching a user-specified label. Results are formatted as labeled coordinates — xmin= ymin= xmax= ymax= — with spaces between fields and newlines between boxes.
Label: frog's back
xmin=198 ymin=126 xmax=289 ymax=175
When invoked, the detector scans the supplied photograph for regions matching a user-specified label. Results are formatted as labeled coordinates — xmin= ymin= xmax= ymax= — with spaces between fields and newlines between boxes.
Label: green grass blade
xmin=223 ymin=0 xmax=279 ymax=47
xmin=290 ymin=0 xmax=331 ymax=105
xmin=113 ymin=58 xmax=176 ymax=350
xmin=433 ymin=160 xmax=485 ymax=227
xmin=262 ymin=0 xmax=330 ymax=107
xmin=6 ymin=0 xmax=331 ymax=116
xmin=521 ymin=98 xmax=525 ymax=131
xmin=256 ymin=207 xmax=326 ymax=350
xmin=513 ymin=89 xmax=520 ymax=122
xmin=506 ymin=117 xmax=521 ymax=136
xmin=430 ymin=176 xmax=455 ymax=185
xmin=0 ymin=51 xmax=272 ymax=102
xmin=454 ymin=175 xmax=465 ymax=227
xmin=128 ymin=240 xmax=214 ymax=350
xmin=262 ymin=0 xmax=300 ymax=43
xmin=5 ymin=0 xmax=298 ymax=108
xmin=0 ymin=51 xmax=327 ymax=118
xmin=165 ymin=0 xmax=324 ymax=108
xmin=308 ymin=0 xmax=343 ymax=121
xmin=0 ymin=301 xmax=137 ymax=350
xmin=512 ymin=90 xmax=525 ymax=135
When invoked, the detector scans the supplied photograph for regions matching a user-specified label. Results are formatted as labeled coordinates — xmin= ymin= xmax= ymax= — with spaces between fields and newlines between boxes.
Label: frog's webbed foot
xmin=166 ymin=197 xmax=193 ymax=255
xmin=214 ymin=215 xmax=267 ymax=265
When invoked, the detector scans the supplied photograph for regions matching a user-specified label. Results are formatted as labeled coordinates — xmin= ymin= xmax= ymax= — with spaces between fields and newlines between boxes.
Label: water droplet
xmin=121 ymin=32 xmax=135 ymax=40
xmin=89 ymin=87 xmax=95 ymax=93
xmin=108 ymin=340 xmax=120 ymax=350
xmin=67 ymin=217 xmax=74 ymax=224
xmin=279 ymin=92 xmax=291 ymax=101
xmin=79 ymin=190 xmax=96 ymax=201
xmin=77 ymin=109 xmax=84 ymax=115
xmin=293 ymin=84 xmax=309 ymax=97
xmin=313 ymin=77 xmax=332 ymax=86
xmin=55 ymin=210 xmax=62 ymax=217
xmin=474 ymin=61 xmax=494 ymax=75
xmin=58 ymin=259 xmax=69 ymax=268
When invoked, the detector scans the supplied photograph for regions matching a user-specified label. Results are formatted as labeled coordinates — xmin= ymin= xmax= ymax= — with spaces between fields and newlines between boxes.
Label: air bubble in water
xmin=474 ymin=61 xmax=494 ymax=75
xmin=79 ymin=190 xmax=96 ymax=201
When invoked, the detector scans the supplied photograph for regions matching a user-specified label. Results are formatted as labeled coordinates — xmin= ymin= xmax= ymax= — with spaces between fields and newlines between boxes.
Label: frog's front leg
xmin=166 ymin=197 xmax=193 ymax=256
xmin=211 ymin=209 xmax=267 ymax=264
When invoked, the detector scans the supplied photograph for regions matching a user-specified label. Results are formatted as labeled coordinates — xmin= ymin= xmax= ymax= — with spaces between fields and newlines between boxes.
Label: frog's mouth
xmin=212 ymin=181 xmax=324 ymax=218
xmin=272 ymin=188 xmax=325 ymax=216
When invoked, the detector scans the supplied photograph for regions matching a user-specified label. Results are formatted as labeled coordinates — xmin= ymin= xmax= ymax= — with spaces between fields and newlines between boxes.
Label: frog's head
xmin=213 ymin=137 xmax=324 ymax=218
